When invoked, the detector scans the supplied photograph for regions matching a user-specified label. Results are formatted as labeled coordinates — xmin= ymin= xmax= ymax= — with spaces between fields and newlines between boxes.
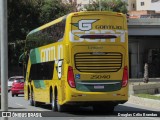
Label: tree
xmin=8 ymin=0 xmax=77 ymax=66
xmin=8 ymin=0 xmax=41 ymax=42
xmin=39 ymin=0 xmax=77 ymax=23
xmin=8 ymin=0 xmax=77 ymax=42
xmin=84 ymin=0 xmax=128 ymax=14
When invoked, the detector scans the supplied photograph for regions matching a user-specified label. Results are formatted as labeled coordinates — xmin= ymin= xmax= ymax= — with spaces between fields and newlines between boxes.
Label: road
xmin=4 ymin=92 xmax=159 ymax=120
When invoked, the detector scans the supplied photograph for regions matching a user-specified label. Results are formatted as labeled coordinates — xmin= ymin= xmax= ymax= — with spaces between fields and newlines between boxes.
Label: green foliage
xmin=84 ymin=0 xmax=128 ymax=13
xmin=8 ymin=0 xmax=41 ymax=42
xmin=8 ymin=0 xmax=77 ymax=42
xmin=8 ymin=0 xmax=77 ymax=65
xmin=39 ymin=0 xmax=77 ymax=23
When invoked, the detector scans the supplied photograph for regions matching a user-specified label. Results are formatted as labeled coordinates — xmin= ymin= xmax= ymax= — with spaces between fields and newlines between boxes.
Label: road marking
xmin=16 ymin=103 xmax=42 ymax=111
xmin=16 ymin=103 xmax=24 ymax=107
xmin=36 ymin=109 xmax=44 ymax=111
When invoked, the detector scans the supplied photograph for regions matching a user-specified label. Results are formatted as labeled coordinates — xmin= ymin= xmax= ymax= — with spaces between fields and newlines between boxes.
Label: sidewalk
xmin=128 ymin=95 xmax=160 ymax=110
xmin=128 ymin=79 xmax=160 ymax=110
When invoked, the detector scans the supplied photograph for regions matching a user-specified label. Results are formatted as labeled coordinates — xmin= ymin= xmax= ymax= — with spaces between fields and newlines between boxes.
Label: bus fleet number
xmin=91 ymin=75 xmax=110 ymax=79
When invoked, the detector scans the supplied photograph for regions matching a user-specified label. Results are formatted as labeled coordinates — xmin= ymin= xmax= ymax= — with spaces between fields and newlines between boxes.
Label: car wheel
xmin=16 ymin=94 xmax=18 ymax=97
xmin=12 ymin=94 xmax=14 ymax=97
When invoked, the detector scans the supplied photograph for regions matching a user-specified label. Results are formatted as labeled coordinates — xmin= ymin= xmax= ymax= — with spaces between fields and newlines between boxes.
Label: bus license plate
xmin=94 ymin=85 xmax=104 ymax=89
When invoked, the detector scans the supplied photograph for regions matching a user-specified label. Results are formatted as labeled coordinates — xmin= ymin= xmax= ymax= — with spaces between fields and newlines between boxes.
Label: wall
xmin=128 ymin=0 xmax=137 ymax=11
xmin=129 ymin=10 xmax=156 ymax=18
xmin=136 ymin=0 xmax=151 ymax=11
xmin=129 ymin=38 xmax=160 ymax=78
xmin=150 ymin=0 xmax=160 ymax=11
xmin=133 ymin=0 xmax=160 ymax=11
xmin=129 ymin=82 xmax=160 ymax=95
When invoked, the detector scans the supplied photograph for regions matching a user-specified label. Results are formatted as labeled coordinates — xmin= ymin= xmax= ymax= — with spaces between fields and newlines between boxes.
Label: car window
xmin=14 ymin=79 xmax=24 ymax=83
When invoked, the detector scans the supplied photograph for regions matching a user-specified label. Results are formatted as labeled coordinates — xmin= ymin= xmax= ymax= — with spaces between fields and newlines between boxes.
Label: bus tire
xmin=34 ymin=101 xmax=41 ymax=107
xmin=29 ymin=91 xmax=34 ymax=106
xmin=51 ymin=93 xmax=57 ymax=111
xmin=30 ymin=91 xmax=41 ymax=107
xmin=53 ymin=93 xmax=66 ymax=112
xmin=50 ymin=92 xmax=57 ymax=111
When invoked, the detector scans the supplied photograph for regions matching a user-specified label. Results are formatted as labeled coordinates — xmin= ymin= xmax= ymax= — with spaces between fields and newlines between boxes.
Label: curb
xmin=128 ymin=95 xmax=160 ymax=110
xmin=129 ymin=82 xmax=160 ymax=95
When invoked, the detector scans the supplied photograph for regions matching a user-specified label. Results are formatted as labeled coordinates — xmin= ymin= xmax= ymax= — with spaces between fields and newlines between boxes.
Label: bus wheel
xmin=29 ymin=91 xmax=34 ymax=106
xmin=51 ymin=93 xmax=57 ymax=111
xmin=34 ymin=101 xmax=41 ymax=107
xmin=30 ymin=91 xmax=40 ymax=107
xmin=53 ymin=94 xmax=66 ymax=112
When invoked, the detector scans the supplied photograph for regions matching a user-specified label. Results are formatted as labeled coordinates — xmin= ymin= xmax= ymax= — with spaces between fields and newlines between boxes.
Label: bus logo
xmin=72 ymin=19 xmax=98 ymax=31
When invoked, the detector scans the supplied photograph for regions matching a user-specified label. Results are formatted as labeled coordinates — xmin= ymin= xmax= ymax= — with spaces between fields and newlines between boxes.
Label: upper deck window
xmin=26 ymin=19 xmax=66 ymax=50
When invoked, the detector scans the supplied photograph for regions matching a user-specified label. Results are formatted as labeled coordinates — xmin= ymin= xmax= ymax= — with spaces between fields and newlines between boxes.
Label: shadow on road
xmin=35 ymin=104 xmax=160 ymax=117
xmin=8 ymin=107 xmax=26 ymax=110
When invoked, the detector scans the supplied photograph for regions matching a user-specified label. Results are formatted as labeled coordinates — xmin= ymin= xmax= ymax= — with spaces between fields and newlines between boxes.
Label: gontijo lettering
xmin=40 ymin=45 xmax=63 ymax=63
xmin=96 ymin=25 xmax=123 ymax=29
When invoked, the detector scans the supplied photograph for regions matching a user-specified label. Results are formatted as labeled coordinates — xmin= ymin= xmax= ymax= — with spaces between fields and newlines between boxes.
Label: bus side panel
xmin=24 ymin=57 xmax=31 ymax=100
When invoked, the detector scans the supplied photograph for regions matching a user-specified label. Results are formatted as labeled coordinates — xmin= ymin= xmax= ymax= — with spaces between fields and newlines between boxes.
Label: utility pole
xmin=0 ymin=0 xmax=8 ymax=120
xmin=99 ymin=0 xmax=102 ymax=11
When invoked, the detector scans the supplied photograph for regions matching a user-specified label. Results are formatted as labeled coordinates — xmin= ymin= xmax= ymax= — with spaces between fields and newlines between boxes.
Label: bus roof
xmin=27 ymin=15 xmax=67 ymax=36
xmin=27 ymin=11 xmax=124 ymax=37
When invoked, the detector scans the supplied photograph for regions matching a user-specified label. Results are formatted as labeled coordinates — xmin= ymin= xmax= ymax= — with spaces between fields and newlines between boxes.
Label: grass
xmin=135 ymin=94 xmax=160 ymax=100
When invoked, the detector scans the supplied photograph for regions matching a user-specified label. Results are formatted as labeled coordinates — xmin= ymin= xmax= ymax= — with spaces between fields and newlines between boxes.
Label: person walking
xmin=143 ymin=63 xmax=149 ymax=83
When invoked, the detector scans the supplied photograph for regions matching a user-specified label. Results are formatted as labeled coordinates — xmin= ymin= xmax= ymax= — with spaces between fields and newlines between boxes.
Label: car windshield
xmin=9 ymin=78 xmax=16 ymax=82
xmin=14 ymin=79 xmax=24 ymax=83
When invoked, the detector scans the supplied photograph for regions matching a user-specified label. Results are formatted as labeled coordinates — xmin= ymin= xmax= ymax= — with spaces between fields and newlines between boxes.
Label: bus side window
xmin=29 ymin=61 xmax=54 ymax=80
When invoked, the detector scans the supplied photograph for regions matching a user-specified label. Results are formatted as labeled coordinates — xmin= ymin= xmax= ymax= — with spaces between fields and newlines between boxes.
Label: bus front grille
xmin=74 ymin=52 xmax=123 ymax=73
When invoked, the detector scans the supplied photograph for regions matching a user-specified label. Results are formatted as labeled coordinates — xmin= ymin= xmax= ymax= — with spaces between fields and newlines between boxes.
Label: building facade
xmin=128 ymin=0 xmax=136 ymax=11
xmin=128 ymin=0 xmax=160 ymax=12
xmin=128 ymin=18 xmax=160 ymax=78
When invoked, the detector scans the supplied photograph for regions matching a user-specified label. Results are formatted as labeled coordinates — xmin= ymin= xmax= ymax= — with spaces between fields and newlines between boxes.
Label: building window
xmin=141 ymin=2 xmax=145 ymax=6
xmin=132 ymin=3 xmax=135 ymax=8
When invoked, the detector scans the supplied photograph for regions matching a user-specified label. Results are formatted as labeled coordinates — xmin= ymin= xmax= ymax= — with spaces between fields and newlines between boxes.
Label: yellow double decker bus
xmin=23 ymin=11 xmax=129 ymax=112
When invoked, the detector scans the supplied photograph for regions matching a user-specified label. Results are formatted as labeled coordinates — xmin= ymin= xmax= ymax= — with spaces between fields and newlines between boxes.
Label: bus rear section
xmin=65 ymin=12 xmax=128 ymax=110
